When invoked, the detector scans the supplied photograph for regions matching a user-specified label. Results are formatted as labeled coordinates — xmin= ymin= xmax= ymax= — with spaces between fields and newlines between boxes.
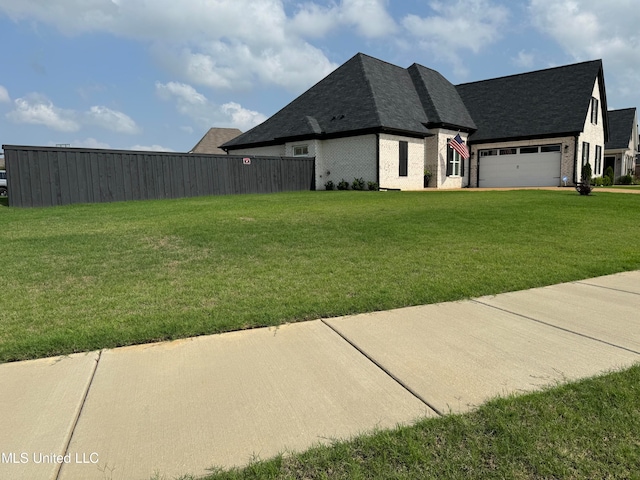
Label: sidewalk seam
xmin=320 ymin=319 xmax=443 ymax=417
xmin=54 ymin=349 xmax=103 ymax=480
xmin=576 ymin=280 xmax=640 ymax=297
xmin=472 ymin=300 xmax=640 ymax=356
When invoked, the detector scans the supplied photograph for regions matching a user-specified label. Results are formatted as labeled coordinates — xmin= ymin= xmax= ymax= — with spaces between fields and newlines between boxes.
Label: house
xmin=222 ymin=53 xmax=610 ymax=190
xmin=190 ymin=128 xmax=242 ymax=155
xmin=604 ymin=108 xmax=638 ymax=180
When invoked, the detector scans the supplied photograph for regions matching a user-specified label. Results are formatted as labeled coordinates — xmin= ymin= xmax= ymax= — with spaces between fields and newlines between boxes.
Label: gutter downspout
xmin=375 ymin=133 xmax=380 ymax=186
xmin=573 ymin=135 xmax=580 ymax=185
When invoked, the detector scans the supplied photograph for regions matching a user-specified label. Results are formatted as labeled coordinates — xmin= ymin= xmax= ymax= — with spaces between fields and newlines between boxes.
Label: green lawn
xmin=1 ymin=189 xmax=639 ymax=363
xmin=199 ymin=364 xmax=640 ymax=480
xmin=600 ymin=185 xmax=640 ymax=190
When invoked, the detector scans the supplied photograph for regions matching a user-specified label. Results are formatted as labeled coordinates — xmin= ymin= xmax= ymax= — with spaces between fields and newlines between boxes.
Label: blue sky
xmin=1 ymin=0 xmax=638 ymax=153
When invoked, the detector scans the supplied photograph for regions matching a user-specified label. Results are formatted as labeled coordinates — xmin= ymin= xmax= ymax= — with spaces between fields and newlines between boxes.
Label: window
xmin=479 ymin=149 xmax=497 ymax=157
xmin=293 ymin=145 xmax=309 ymax=156
xmin=541 ymin=145 xmax=561 ymax=153
xmin=582 ymin=141 xmax=590 ymax=166
xmin=595 ymin=145 xmax=602 ymax=175
xmin=520 ymin=146 xmax=539 ymax=154
xmin=499 ymin=148 xmax=517 ymax=155
xmin=591 ymin=97 xmax=599 ymax=124
xmin=447 ymin=142 xmax=462 ymax=176
xmin=399 ymin=141 xmax=408 ymax=177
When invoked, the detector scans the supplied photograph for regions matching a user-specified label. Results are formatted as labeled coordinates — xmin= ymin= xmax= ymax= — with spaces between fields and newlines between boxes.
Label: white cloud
xmin=86 ymin=106 xmax=140 ymax=134
xmin=290 ymin=0 xmax=397 ymax=39
xmin=70 ymin=137 xmax=112 ymax=149
xmin=5 ymin=94 xmax=142 ymax=135
xmin=402 ymin=0 xmax=509 ymax=75
xmin=340 ymin=0 xmax=398 ymax=38
xmin=0 ymin=85 xmax=10 ymax=103
xmin=528 ymin=0 xmax=640 ymax=104
xmin=6 ymin=94 xmax=80 ymax=132
xmin=130 ymin=144 xmax=175 ymax=152
xmin=220 ymin=102 xmax=267 ymax=131
xmin=0 ymin=0 xmax=344 ymax=92
xmin=156 ymin=81 xmax=266 ymax=130
xmin=513 ymin=50 xmax=535 ymax=69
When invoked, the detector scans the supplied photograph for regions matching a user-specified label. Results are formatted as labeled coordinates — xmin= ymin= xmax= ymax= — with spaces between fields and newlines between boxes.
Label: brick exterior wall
xmin=378 ymin=134 xmax=425 ymax=190
xmin=315 ymin=135 xmax=377 ymax=189
xmin=576 ymin=78 xmax=606 ymax=179
xmin=428 ymin=129 xmax=470 ymax=189
xmin=469 ymin=136 xmax=577 ymax=187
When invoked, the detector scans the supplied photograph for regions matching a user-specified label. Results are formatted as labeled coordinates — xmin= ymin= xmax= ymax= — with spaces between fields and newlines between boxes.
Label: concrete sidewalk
xmin=1 ymin=272 xmax=639 ymax=480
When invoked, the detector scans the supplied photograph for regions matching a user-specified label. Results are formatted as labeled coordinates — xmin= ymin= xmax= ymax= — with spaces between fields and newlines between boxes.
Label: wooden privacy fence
xmin=3 ymin=145 xmax=315 ymax=207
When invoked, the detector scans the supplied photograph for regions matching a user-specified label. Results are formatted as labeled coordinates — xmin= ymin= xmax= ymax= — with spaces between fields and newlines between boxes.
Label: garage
xmin=478 ymin=145 xmax=562 ymax=188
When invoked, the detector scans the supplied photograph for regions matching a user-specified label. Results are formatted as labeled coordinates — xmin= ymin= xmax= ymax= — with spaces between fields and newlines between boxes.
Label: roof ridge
xmin=407 ymin=64 xmax=440 ymax=124
xmin=357 ymin=54 xmax=384 ymax=127
xmin=457 ymin=59 xmax=603 ymax=87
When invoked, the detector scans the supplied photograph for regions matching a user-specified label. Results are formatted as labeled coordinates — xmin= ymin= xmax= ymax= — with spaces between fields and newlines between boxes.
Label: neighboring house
xmin=190 ymin=128 xmax=242 ymax=155
xmin=222 ymin=53 xmax=610 ymax=190
xmin=604 ymin=108 xmax=638 ymax=180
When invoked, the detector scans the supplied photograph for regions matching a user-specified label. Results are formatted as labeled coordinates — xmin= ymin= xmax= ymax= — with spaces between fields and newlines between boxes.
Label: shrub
xmin=367 ymin=181 xmax=379 ymax=191
xmin=592 ymin=176 xmax=611 ymax=187
xmin=581 ymin=162 xmax=592 ymax=185
xmin=604 ymin=166 xmax=614 ymax=184
xmin=617 ymin=174 xmax=633 ymax=185
xmin=324 ymin=180 xmax=335 ymax=191
xmin=337 ymin=179 xmax=350 ymax=190
xmin=575 ymin=182 xmax=593 ymax=195
xmin=352 ymin=177 xmax=365 ymax=190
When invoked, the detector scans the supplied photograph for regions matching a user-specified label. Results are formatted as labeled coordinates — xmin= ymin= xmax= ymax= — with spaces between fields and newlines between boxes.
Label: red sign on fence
xmin=243 ymin=158 xmax=251 ymax=165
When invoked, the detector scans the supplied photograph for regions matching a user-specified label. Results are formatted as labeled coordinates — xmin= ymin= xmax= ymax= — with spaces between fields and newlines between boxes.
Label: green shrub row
xmin=325 ymin=178 xmax=378 ymax=191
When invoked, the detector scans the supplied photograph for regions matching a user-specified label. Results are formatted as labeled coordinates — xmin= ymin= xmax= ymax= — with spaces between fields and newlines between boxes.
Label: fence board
xmin=2 ymin=145 xmax=314 ymax=207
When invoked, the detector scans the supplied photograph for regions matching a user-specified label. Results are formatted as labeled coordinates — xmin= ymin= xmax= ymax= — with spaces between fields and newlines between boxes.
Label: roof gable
xmin=605 ymin=108 xmax=637 ymax=150
xmin=457 ymin=60 xmax=608 ymax=143
xmin=223 ymin=53 xmax=475 ymax=150
xmin=190 ymin=128 xmax=242 ymax=154
xmin=408 ymin=64 xmax=476 ymax=131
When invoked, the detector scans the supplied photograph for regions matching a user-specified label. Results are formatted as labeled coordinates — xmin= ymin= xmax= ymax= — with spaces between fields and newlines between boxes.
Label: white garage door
xmin=478 ymin=145 xmax=562 ymax=188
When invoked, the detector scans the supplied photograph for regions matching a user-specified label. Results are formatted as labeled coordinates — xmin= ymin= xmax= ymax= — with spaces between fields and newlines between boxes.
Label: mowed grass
xmin=201 ymin=364 xmax=640 ymax=480
xmin=1 ymin=189 xmax=639 ymax=362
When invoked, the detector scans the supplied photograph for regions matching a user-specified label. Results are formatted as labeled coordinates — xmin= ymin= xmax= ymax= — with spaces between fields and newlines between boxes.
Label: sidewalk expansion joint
xmin=320 ymin=319 xmax=443 ymax=417
xmin=54 ymin=349 xmax=103 ymax=480
xmin=576 ymin=280 xmax=640 ymax=297
xmin=472 ymin=300 xmax=640 ymax=356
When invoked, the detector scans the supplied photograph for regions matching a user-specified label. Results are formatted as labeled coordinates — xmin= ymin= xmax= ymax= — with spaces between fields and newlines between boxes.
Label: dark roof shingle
xmin=605 ymin=108 xmax=636 ymax=150
xmin=456 ymin=60 xmax=608 ymax=143
xmin=223 ymin=53 xmax=475 ymax=149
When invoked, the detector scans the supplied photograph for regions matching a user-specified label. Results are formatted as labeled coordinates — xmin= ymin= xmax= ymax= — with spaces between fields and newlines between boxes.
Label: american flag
xmin=448 ymin=134 xmax=470 ymax=159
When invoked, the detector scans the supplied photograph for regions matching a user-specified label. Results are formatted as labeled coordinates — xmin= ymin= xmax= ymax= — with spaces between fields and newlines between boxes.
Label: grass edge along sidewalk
xmin=179 ymin=364 xmax=640 ymax=480
xmin=2 ymin=189 xmax=640 ymax=363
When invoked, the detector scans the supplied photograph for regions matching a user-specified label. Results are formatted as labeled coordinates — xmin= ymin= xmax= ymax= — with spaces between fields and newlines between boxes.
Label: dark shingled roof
xmin=456 ymin=60 xmax=609 ymax=144
xmin=605 ymin=108 xmax=636 ymax=150
xmin=408 ymin=64 xmax=476 ymax=130
xmin=223 ymin=53 xmax=475 ymax=150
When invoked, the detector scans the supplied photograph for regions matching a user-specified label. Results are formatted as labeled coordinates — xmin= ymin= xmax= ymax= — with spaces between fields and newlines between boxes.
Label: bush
xmin=324 ymin=180 xmax=334 ymax=191
xmin=616 ymin=174 xmax=633 ymax=185
xmin=575 ymin=182 xmax=593 ymax=195
xmin=367 ymin=181 xmax=379 ymax=191
xmin=581 ymin=162 xmax=592 ymax=185
xmin=592 ymin=176 xmax=612 ymax=187
xmin=604 ymin=166 xmax=614 ymax=184
xmin=352 ymin=177 xmax=365 ymax=191
xmin=337 ymin=179 xmax=350 ymax=190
